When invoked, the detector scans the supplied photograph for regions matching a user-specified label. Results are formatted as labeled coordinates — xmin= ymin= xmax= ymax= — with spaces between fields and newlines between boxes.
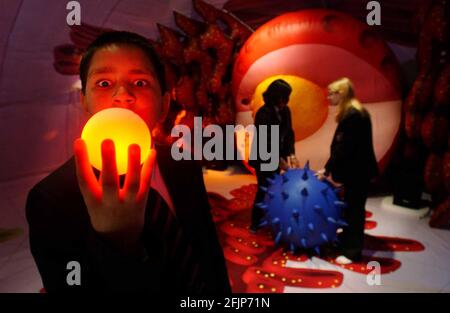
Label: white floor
xmin=0 ymin=168 xmax=449 ymax=293
xmin=203 ymin=168 xmax=450 ymax=293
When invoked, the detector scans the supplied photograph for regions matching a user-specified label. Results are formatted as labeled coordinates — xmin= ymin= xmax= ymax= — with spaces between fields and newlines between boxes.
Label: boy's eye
xmin=96 ymin=80 xmax=111 ymax=88
xmin=134 ymin=80 xmax=148 ymax=87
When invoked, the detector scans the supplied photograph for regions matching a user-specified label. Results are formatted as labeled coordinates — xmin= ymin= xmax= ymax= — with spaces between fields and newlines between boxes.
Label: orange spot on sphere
xmin=81 ymin=108 xmax=151 ymax=175
xmin=251 ymin=75 xmax=328 ymax=141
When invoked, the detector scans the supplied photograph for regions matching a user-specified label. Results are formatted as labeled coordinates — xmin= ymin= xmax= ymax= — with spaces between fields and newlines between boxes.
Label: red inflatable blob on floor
xmin=209 ymin=184 xmax=425 ymax=293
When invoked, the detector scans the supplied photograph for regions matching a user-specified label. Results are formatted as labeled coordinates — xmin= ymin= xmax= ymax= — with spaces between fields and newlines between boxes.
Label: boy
xmin=26 ymin=31 xmax=230 ymax=293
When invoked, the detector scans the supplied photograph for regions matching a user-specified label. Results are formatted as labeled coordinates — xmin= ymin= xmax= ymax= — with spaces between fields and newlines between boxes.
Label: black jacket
xmin=249 ymin=104 xmax=295 ymax=171
xmin=26 ymin=143 xmax=230 ymax=293
xmin=325 ymin=107 xmax=379 ymax=184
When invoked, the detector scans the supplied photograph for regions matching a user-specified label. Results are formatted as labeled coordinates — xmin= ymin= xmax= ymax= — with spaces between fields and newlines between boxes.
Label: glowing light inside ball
xmin=81 ymin=108 xmax=151 ymax=175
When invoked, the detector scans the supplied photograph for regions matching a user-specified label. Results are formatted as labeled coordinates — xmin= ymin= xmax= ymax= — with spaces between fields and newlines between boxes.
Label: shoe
xmin=335 ymin=255 xmax=353 ymax=265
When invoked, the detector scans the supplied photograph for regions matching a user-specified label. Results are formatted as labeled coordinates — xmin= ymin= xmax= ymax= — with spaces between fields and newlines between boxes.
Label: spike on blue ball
xmin=258 ymin=220 xmax=269 ymax=228
xmin=259 ymin=167 xmax=346 ymax=250
xmin=290 ymin=243 xmax=296 ymax=253
xmin=304 ymin=160 xmax=310 ymax=171
xmin=314 ymin=246 xmax=321 ymax=255
xmin=256 ymin=202 xmax=268 ymax=209
xmin=301 ymin=238 xmax=307 ymax=248
xmin=302 ymin=170 xmax=308 ymax=180
xmin=275 ymin=231 xmax=282 ymax=246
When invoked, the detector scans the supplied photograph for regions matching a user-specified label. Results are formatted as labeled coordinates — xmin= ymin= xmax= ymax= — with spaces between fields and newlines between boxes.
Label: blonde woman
xmin=316 ymin=78 xmax=378 ymax=264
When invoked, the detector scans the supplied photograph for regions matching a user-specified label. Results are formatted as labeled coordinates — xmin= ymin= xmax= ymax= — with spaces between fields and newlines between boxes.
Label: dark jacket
xmin=26 ymin=143 xmax=230 ymax=293
xmin=325 ymin=107 xmax=379 ymax=184
xmin=248 ymin=104 xmax=295 ymax=171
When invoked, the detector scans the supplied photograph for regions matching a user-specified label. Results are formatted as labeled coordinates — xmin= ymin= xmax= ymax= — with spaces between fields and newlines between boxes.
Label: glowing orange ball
xmin=81 ymin=108 xmax=151 ymax=175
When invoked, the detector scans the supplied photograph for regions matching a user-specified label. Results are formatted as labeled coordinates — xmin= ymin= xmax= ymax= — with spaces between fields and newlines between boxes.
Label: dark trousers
xmin=339 ymin=181 xmax=369 ymax=260
xmin=251 ymin=169 xmax=279 ymax=228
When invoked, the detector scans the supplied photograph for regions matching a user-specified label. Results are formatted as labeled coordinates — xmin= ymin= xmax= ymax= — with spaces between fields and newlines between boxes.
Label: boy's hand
xmin=74 ymin=138 xmax=156 ymax=254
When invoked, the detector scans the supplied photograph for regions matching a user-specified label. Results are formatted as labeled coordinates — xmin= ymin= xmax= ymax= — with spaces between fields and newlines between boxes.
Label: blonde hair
xmin=328 ymin=77 xmax=363 ymax=122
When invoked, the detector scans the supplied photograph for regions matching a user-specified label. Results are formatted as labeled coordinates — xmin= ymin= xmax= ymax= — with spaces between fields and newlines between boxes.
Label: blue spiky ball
xmin=255 ymin=162 xmax=347 ymax=254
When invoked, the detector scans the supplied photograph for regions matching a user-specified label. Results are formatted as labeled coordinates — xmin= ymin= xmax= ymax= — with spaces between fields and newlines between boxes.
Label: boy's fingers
xmin=123 ymin=144 xmax=141 ymax=201
xmin=101 ymin=139 xmax=119 ymax=203
xmin=137 ymin=149 xmax=156 ymax=203
xmin=73 ymin=138 xmax=101 ymax=202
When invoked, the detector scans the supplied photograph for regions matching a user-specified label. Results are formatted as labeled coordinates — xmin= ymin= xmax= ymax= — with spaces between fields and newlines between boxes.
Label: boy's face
xmin=81 ymin=44 xmax=169 ymax=131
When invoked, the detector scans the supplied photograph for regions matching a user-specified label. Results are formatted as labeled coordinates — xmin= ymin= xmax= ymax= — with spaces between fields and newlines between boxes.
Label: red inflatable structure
xmin=232 ymin=9 xmax=403 ymax=172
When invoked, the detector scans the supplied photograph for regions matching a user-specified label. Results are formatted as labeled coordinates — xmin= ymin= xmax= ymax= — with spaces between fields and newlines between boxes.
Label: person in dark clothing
xmin=26 ymin=31 xmax=230 ymax=293
xmin=249 ymin=79 xmax=298 ymax=233
xmin=316 ymin=77 xmax=379 ymax=264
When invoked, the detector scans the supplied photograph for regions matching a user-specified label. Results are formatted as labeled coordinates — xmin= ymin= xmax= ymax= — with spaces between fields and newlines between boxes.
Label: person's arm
xmin=333 ymin=114 xmax=360 ymax=164
xmin=27 ymin=138 xmax=168 ymax=293
xmin=284 ymin=108 xmax=299 ymax=168
xmin=249 ymin=108 xmax=274 ymax=169
xmin=284 ymin=107 xmax=296 ymax=157
xmin=325 ymin=112 xmax=363 ymax=182
xmin=324 ymin=158 xmax=332 ymax=177
xmin=316 ymin=114 xmax=362 ymax=180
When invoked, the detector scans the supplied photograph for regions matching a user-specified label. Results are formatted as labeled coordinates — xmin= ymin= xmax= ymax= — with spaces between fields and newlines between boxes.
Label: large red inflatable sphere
xmin=232 ymin=9 xmax=402 ymax=173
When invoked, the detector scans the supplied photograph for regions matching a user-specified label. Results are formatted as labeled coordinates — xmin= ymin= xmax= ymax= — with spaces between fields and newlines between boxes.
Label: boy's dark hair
xmin=79 ymin=31 xmax=166 ymax=94
xmin=263 ymin=79 xmax=292 ymax=106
